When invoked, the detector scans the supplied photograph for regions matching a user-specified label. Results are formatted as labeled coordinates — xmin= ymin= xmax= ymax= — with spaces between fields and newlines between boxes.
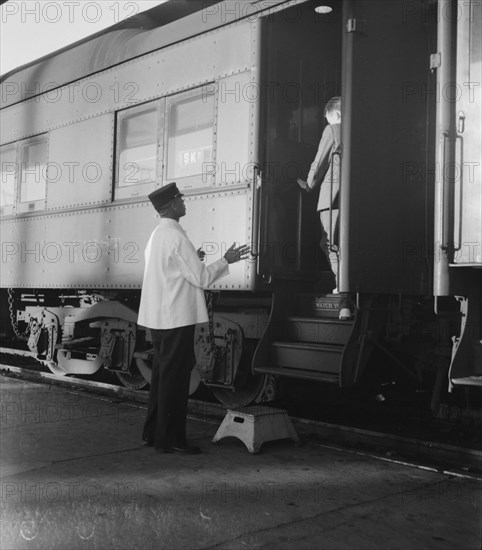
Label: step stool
xmin=212 ymin=406 xmax=299 ymax=454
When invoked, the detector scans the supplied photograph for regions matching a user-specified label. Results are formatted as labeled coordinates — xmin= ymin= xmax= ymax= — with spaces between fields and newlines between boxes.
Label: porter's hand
xmin=297 ymin=178 xmax=308 ymax=191
xmin=224 ymin=243 xmax=251 ymax=264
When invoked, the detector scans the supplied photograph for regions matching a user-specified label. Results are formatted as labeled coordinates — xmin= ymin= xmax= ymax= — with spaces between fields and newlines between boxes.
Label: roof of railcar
xmin=0 ymin=0 xmax=296 ymax=109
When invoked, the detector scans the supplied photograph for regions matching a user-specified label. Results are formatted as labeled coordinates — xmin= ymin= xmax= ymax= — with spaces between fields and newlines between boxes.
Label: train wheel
xmin=116 ymin=362 xmax=148 ymax=390
xmin=211 ymin=372 xmax=272 ymax=408
xmin=42 ymin=360 xmax=68 ymax=376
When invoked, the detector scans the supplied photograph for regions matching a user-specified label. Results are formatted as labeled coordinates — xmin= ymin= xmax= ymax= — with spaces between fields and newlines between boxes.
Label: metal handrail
xmin=329 ymin=150 xmax=341 ymax=253
xmin=440 ymin=131 xmax=450 ymax=251
xmin=253 ymin=164 xmax=265 ymax=277
xmin=454 ymin=134 xmax=464 ymax=252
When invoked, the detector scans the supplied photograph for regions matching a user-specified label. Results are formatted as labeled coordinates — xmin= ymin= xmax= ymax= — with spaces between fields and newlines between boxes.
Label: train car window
xmin=0 ymin=144 xmax=17 ymax=216
xmin=115 ymin=103 xmax=161 ymax=200
xmin=165 ymin=91 xmax=215 ymax=190
xmin=17 ymin=136 xmax=48 ymax=214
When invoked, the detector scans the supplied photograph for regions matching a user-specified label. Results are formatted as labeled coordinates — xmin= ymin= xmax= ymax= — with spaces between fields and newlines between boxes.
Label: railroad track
xmin=1 ymin=350 xmax=481 ymax=477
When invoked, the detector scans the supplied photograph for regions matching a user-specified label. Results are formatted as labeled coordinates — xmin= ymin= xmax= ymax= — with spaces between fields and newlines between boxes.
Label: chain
xmin=7 ymin=288 xmax=29 ymax=340
xmin=205 ymin=290 xmax=218 ymax=359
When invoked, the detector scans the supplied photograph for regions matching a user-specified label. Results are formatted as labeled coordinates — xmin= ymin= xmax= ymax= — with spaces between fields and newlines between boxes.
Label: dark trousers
xmin=142 ymin=324 xmax=195 ymax=449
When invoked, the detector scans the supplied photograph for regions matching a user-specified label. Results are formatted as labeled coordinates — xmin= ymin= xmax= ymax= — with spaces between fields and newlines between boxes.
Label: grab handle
xmin=440 ymin=131 xmax=450 ymax=251
xmin=453 ymin=133 xmax=464 ymax=252
xmin=329 ymin=150 xmax=341 ymax=253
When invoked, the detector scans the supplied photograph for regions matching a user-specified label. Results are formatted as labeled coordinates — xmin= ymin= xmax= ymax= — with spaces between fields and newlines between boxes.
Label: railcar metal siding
xmin=0 ymin=22 xmax=253 ymax=144
xmin=46 ymin=114 xmax=115 ymax=210
xmin=1 ymin=20 xmax=261 ymax=291
xmin=1 ymin=190 xmax=253 ymax=289
xmin=0 ymin=0 xmax=296 ymax=108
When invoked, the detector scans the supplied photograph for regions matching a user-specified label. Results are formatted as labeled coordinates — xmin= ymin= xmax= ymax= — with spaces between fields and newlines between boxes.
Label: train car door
xmin=339 ymin=0 xmax=436 ymax=295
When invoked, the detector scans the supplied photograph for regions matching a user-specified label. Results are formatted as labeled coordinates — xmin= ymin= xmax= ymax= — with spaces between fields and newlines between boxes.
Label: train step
xmin=271 ymin=341 xmax=343 ymax=375
xmin=451 ymin=375 xmax=482 ymax=387
xmin=451 ymin=340 xmax=482 ymax=387
xmin=280 ymin=316 xmax=354 ymax=345
xmin=212 ymin=406 xmax=299 ymax=454
xmin=297 ymin=293 xmax=348 ymax=318
xmin=258 ymin=365 xmax=340 ymax=384
xmin=252 ymin=290 xmax=385 ymax=387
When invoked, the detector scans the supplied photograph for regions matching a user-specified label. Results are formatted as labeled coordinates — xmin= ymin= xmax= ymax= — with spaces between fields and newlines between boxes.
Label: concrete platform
xmin=1 ymin=377 xmax=480 ymax=550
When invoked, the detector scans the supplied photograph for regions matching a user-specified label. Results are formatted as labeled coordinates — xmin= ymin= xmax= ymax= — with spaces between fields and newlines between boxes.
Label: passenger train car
xmin=1 ymin=0 xmax=480 ymax=413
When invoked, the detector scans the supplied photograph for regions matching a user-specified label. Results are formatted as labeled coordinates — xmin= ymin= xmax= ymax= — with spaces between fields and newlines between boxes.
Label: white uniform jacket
xmin=137 ymin=219 xmax=229 ymax=329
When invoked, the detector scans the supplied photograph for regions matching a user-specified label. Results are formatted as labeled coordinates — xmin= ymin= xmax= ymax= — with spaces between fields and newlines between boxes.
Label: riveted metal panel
xmin=99 ymin=192 xmax=255 ymax=290
xmin=215 ymin=72 xmax=252 ymax=186
xmin=47 ymin=114 xmax=114 ymax=210
xmin=1 ymin=191 xmax=255 ymax=290
xmin=180 ymin=191 xmax=255 ymax=290
xmin=1 ymin=211 xmax=111 ymax=288
xmin=1 ymin=218 xmax=30 ymax=286
xmin=1 ymin=22 xmax=253 ymax=145
xmin=1 ymin=0 xmax=298 ymax=108
xmin=104 ymin=202 xmax=158 ymax=288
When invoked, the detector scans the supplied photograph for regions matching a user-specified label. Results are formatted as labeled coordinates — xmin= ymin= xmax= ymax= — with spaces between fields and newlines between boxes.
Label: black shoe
xmin=162 ymin=445 xmax=201 ymax=455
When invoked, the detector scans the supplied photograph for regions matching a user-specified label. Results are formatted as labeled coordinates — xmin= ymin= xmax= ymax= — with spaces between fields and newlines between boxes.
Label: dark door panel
xmin=339 ymin=0 xmax=436 ymax=295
